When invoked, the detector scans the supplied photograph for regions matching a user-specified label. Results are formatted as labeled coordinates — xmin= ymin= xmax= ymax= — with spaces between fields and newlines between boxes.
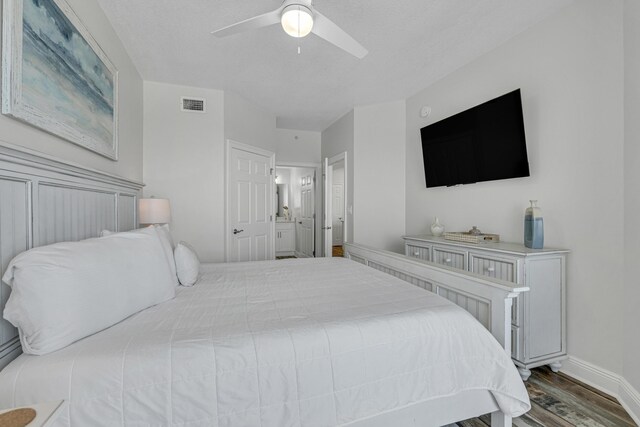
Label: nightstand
xmin=0 ymin=401 xmax=65 ymax=427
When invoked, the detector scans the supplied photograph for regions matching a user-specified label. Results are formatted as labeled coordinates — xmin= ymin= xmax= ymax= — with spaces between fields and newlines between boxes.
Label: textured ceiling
xmin=97 ymin=0 xmax=573 ymax=131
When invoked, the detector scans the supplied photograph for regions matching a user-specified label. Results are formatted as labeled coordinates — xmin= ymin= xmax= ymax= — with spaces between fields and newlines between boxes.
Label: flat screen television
xmin=420 ymin=89 xmax=529 ymax=188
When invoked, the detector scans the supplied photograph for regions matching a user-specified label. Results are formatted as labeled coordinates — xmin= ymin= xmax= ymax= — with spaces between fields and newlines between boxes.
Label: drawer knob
xmin=414 ymin=252 xmax=420 ymax=256
xmin=487 ymin=267 xmax=495 ymax=273
xmin=445 ymin=258 xmax=452 ymax=263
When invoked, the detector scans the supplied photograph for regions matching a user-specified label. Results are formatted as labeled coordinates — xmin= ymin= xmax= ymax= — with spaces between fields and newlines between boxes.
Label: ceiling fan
xmin=211 ymin=0 xmax=368 ymax=59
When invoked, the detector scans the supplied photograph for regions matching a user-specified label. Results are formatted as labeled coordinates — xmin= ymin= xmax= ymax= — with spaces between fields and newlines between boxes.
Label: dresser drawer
xmin=432 ymin=246 xmax=467 ymax=270
xmin=469 ymin=252 xmax=518 ymax=283
xmin=406 ymin=244 xmax=431 ymax=261
xmin=470 ymin=252 xmax=521 ymax=325
xmin=276 ymin=222 xmax=295 ymax=231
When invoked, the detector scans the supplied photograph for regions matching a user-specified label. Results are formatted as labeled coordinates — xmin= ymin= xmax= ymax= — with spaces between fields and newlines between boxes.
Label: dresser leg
xmin=491 ymin=411 xmax=512 ymax=427
xmin=549 ymin=361 xmax=562 ymax=373
xmin=517 ymin=367 xmax=531 ymax=381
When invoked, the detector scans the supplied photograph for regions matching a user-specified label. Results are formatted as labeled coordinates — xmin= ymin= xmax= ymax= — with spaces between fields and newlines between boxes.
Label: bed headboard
xmin=0 ymin=141 xmax=143 ymax=369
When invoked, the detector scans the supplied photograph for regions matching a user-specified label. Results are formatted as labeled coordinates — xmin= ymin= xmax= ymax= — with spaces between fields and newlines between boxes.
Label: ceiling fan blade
xmin=311 ymin=11 xmax=368 ymax=59
xmin=212 ymin=9 xmax=281 ymax=38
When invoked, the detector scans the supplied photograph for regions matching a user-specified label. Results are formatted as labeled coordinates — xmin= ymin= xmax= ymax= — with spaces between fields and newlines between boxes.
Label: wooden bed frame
xmin=0 ymin=142 xmax=527 ymax=426
xmin=344 ymin=243 xmax=530 ymax=427
xmin=0 ymin=141 xmax=142 ymax=370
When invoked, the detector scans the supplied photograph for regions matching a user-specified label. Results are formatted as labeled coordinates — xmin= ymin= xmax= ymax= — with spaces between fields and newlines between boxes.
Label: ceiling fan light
xmin=281 ymin=5 xmax=313 ymax=38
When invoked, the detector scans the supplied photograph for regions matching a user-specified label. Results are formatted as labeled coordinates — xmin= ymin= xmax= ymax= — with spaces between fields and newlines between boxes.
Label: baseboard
xmin=560 ymin=356 xmax=621 ymax=395
xmin=561 ymin=356 xmax=640 ymax=425
xmin=619 ymin=377 xmax=640 ymax=426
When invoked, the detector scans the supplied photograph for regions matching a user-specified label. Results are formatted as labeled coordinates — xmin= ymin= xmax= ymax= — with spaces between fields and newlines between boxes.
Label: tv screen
xmin=420 ymin=89 xmax=529 ymax=188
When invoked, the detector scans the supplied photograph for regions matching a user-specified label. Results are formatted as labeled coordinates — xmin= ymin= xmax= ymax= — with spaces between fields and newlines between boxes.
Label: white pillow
xmin=155 ymin=224 xmax=175 ymax=249
xmin=100 ymin=225 xmax=178 ymax=286
xmin=152 ymin=225 xmax=177 ymax=285
xmin=174 ymin=242 xmax=200 ymax=287
xmin=2 ymin=226 xmax=176 ymax=355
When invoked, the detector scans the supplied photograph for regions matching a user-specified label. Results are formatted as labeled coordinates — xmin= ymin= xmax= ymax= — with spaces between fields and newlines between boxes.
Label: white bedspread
xmin=0 ymin=258 xmax=529 ymax=426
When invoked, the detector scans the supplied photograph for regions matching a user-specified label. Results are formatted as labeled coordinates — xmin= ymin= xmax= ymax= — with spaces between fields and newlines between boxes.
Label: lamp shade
xmin=281 ymin=5 xmax=313 ymax=38
xmin=139 ymin=198 xmax=171 ymax=224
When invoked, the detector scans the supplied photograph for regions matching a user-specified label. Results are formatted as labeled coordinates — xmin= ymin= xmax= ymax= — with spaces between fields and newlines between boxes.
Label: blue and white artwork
xmin=2 ymin=0 xmax=118 ymax=159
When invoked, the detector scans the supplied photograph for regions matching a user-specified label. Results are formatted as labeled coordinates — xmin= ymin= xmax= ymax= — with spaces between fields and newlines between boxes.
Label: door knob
xmin=233 ymin=228 xmax=244 ymax=235
xmin=322 ymin=226 xmax=332 ymax=230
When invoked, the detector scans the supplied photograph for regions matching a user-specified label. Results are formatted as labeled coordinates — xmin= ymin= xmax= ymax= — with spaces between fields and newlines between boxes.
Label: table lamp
xmin=139 ymin=198 xmax=171 ymax=225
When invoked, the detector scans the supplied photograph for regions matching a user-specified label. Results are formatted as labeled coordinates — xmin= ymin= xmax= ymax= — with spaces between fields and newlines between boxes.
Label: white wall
xmin=320 ymin=102 xmax=406 ymax=253
xmin=623 ymin=0 xmax=640 ymax=399
xmin=405 ymin=0 xmax=625 ymax=375
xmin=143 ymin=82 xmax=225 ymax=262
xmin=353 ymin=101 xmax=406 ymax=252
xmin=144 ymin=83 xmax=279 ymax=262
xmin=322 ymin=111 xmax=355 ymax=244
xmin=224 ymin=91 xmax=276 ymax=153
xmin=275 ymin=128 xmax=321 ymax=163
xmin=0 ymin=0 xmax=143 ymax=181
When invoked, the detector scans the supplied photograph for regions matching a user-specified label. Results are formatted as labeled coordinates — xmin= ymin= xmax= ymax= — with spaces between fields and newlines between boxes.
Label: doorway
xmin=331 ymin=161 xmax=345 ymax=257
xmin=275 ymin=163 xmax=321 ymax=259
xmin=323 ymin=152 xmax=348 ymax=257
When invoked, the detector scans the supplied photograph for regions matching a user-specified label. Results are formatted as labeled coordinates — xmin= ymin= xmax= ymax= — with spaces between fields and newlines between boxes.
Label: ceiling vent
xmin=181 ymin=97 xmax=206 ymax=113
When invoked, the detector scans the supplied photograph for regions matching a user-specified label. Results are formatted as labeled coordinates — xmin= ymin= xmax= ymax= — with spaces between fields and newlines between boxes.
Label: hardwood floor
xmin=332 ymin=245 xmax=344 ymax=257
xmin=457 ymin=367 xmax=637 ymax=427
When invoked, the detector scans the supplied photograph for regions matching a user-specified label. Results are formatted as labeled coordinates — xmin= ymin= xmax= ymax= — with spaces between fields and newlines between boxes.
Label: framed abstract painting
xmin=2 ymin=0 xmax=118 ymax=160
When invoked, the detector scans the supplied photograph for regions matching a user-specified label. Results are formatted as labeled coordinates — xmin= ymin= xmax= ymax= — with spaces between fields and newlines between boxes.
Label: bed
xmin=0 ymin=257 xmax=529 ymax=426
xmin=0 ymin=142 xmax=530 ymax=426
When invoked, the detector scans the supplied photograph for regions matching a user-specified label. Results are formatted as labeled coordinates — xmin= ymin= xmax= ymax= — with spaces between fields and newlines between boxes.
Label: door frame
xmin=325 ymin=152 xmax=348 ymax=256
xmin=275 ymin=161 xmax=322 ymax=258
xmin=323 ymin=159 xmax=333 ymax=258
xmin=225 ymin=139 xmax=276 ymax=262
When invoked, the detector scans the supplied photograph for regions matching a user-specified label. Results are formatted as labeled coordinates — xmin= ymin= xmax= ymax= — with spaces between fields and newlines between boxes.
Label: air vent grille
xmin=181 ymin=97 xmax=206 ymax=113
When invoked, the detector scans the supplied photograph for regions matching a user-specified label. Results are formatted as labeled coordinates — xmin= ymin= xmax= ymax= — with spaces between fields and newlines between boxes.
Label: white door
xmin=323 ymin=158 xmax=333 ymax=257
xmin=299 ymin=174 xmax=315 ymax=257
xmin=227 ymin=142 xmax=274 ymax=262
xmin=332 ymin=183 xmax=344 ymax=245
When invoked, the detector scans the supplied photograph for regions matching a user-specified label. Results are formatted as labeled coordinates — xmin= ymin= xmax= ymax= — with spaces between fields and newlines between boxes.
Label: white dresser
xmin=403 ymin=235 xmax=569 ymax=381
xmin=276 ymin=221 xmax=296 ymax=256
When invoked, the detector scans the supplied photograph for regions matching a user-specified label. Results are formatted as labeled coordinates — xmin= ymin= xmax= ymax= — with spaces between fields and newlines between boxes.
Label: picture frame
xmin=2 ymin=0 xmax=119 ymax=160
